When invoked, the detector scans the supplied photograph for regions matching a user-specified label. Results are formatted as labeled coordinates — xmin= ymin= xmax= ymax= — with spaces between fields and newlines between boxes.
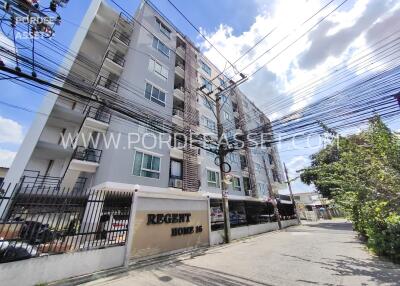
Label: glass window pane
xmin=159 ymin=91 xmax=165 ymax=102
xmin=145 ymin=83 xmax=152 ymax=100
xmin=152 ymin=156 xmax=160 ymax=171
xmin=133 ymin=152 xmax=143 ymax=176
xmin=152 ymin=87 xmax=160 ymax=99
xmin=142 ymin=154 xmax=152 ymax=169
xmin=152 ymin=37 xmax=158 ymax=49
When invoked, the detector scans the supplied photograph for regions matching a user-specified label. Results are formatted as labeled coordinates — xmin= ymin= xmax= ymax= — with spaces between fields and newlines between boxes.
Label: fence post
xmin=124 ymin=189 xmax=138 ymax=267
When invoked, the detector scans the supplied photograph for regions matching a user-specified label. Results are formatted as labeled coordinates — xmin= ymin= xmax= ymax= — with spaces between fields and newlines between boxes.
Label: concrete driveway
xmin=82 ymin=219 xmax=400 ymax=286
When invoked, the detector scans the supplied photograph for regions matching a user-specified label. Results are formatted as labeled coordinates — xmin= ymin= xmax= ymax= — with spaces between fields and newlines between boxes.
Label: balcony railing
xmin=97 ymin=76 xmax=119 ymax=93
xmin=72 ymin=146 xmax=102 ymax=163
xmin=112 ymin=30 xmax=131 ymax=46
xmin=173 ymin=108 xmax=184 ymax=118
xmin=86 ymin=106 xmax=111 ymax=124
xmin=105 ymin=50 xmax=125 ymax=67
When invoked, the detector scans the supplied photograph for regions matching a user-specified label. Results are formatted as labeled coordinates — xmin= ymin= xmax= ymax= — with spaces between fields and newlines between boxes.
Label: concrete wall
xmin=210 ymin=219 xmax=300 ymax=245
xmin=210 ymin=223 xmax=279 ymax=245
xmin=0 ymin=246 xmax=125 ymax=286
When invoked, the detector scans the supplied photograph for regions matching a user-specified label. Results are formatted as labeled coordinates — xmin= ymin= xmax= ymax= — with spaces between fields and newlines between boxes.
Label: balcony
xmin=116 ymin=12 xmax=134 ymax=34
xmin=172 ymin=108 xmax=184 ymax=126
xmin=175 ymin=64 xmax=185 ymax=79
xmin=176 ymin=45 xmax=185 ymax=59
xmin=72 ymin=146 xmax=102 ymax=164
xmin=74 ymin=107 xmax=111 ymax=146
xmin=174 ymin=87 xmax=185 ymax=101
xmin=86 ymin=106 xmax=111 ymax=124
xmin=103 ymin=50 xmax=125 ymax=74
xmin=112 ymin=30 xmax=131 ymax=47
xmin=173 ymin=108 xmax=184 ymax=118
xmin=97 ymin=76 xmax=119 ymax=93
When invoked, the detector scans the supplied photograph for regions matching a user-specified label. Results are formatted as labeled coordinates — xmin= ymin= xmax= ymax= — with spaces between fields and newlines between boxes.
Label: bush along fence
xmin=0 ymin=183 xmax=132 ymax=264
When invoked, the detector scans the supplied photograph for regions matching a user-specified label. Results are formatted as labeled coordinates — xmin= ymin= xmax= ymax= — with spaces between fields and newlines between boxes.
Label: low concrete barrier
xmin=0 ymin=246 xmax=126 ymax=286
xmin=210 ymin=219 xmax=300 ymax=245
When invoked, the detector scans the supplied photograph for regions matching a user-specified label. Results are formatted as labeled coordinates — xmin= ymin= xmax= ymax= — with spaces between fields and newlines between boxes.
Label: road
xmin=82 ymin=219 xmax=400 ymax=286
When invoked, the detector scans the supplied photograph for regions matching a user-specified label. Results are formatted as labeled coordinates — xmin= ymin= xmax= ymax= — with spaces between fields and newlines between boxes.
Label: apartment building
xmin=4 ymin=0 xmax=283 ymax=202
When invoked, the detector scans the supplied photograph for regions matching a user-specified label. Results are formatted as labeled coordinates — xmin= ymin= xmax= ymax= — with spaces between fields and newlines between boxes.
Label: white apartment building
xmin=4 ymin=0 xmax=284 ymax=203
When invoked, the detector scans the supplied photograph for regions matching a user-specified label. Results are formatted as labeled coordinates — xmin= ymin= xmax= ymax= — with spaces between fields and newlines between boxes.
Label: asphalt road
xmin=82 ymin=219 xmax=400 ymax=286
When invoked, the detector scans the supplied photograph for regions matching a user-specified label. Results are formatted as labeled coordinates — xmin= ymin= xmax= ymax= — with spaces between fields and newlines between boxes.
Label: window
xmin=207 ymin=170 xmax=220 ymax=188
xmin=257 ymin=183 xmax=267 ymax=197
xmin=201 ymin=115 xmax=216 ymax=132
xmin=152 ymin=36 xmax=170 ymax=58
xmin=170 ymin=160 xmax=182 ymax=179
xmin=133 ymin=151 xmax=161 ymax=179
xmin=156 ymin=18 xmax=171 ymax=38
xmin=200 ymin=60 xmax=211 ymax=76
xmin=149 ymin=58 xmax=168 ymax=80
xmin=145 ymin=82 xmax=166 ymax=107
xmin=232 ymin=176 xmax=241 ymax=191
xmin=202 ymin=96 xmax=215 ymax=111
xmin=227 ymin=152 xmax=239 ymax=164
xmin=223 ymin=111 xmax=232 ymax=121
xmin=200 ymin=77 xmax=212 ymax=92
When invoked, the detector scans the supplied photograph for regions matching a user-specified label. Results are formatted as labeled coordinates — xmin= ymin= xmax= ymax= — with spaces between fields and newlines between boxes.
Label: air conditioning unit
xmin=174 ymin=179 xmax=183 ymax=189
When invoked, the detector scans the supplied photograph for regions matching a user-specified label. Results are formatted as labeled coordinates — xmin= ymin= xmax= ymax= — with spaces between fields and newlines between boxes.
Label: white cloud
xmin=198 ymin=0 xmax=399 ymax=119
xmin=0 ymin=149 xmax=16 ymax=168
xmin=0 ymin=116 xmax=24 ymax=144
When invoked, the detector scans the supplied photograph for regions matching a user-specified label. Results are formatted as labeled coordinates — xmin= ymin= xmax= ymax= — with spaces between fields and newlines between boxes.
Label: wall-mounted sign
xmin=130 ymin=195 xmax=210 ymax=259
xmin=147 ymin=213 xmax=203 ymax=237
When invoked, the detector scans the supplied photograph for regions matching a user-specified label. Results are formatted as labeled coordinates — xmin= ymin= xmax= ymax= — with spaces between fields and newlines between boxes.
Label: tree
xmin=300 ymin=117 xmax=400 ymax=262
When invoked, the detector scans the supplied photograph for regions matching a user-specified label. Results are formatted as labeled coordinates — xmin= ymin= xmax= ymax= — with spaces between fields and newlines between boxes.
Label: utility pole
xmin=199 ymin=75 xmax=247 ymax=244
xmin=215 ymin=93 xmax=231 ymax=243
xmin=262 ymin=156 xmax=281 ymax=229
xmin=283 ymin=162 xmax=301 ymax=224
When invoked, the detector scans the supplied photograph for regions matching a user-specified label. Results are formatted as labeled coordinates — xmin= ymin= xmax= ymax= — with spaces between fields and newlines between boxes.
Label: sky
xmin=1 ymin=0 xmax=400 ymax=194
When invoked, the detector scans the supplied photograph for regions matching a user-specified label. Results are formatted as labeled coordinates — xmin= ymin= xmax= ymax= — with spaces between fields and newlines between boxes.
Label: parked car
xmin=104 ymin=214 xmax=129 ymax=242
xmin=210 ymin=207 xmax=224 ymax=224
xmin=0 ymin=239 xmax=38 ymax=263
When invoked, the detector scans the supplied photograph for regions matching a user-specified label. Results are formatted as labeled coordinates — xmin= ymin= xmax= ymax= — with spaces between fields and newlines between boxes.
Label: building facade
xmin=4 ymin=0 xmax=283 ymax=202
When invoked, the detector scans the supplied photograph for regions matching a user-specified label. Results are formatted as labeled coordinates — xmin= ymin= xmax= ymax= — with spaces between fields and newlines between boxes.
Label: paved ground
xmin=82 ymin=219 xmax=400 ymax=286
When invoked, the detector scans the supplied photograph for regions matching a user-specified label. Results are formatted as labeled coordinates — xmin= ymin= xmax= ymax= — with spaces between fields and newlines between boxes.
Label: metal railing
xmin=105 ymin=50 xmax=125 ymax=67
xmin=112 ymin=30 xmax=131 ymax=46
xmin=0 ymin=184 xmax=132 ymax=264
xmin=86 ymin=106 xmax=111 ymax=124
xmin=172 ymin=108 xmax=184 ymax=118
xmin=97 ymin=76 xmax=119 ymax=93
xmin=72 ymin=147 xmax=102 ymax=163
xmin=19 ymin=171 xmax=87 ymax=193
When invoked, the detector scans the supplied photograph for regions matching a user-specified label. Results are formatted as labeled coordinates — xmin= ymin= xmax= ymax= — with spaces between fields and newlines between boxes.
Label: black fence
xmin=0 ymin=184 xmax=132 ymax=264
xmin=210 ymin=199 xmax=297 ymax=231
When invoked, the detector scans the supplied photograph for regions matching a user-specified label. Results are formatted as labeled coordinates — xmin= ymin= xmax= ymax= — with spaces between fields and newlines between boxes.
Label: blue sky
xmin=1 ymin=0 xmax=400 ymax=194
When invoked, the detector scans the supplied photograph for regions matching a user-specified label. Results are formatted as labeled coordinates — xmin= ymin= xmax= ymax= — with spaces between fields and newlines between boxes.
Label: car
xmin=210 ymin=207 xmax=224 ymax=224
xmin=0 ymin=239 xmax=38 ymax=263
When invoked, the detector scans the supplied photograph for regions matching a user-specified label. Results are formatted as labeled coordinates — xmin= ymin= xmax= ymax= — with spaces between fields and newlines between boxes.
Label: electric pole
xmin=215 ymin=93 xmax=231 ymax=243
xmin=283 ymin=162 xmax=301 ymax=224
xmin=262 ymin=156 xmax=281 ymax=229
